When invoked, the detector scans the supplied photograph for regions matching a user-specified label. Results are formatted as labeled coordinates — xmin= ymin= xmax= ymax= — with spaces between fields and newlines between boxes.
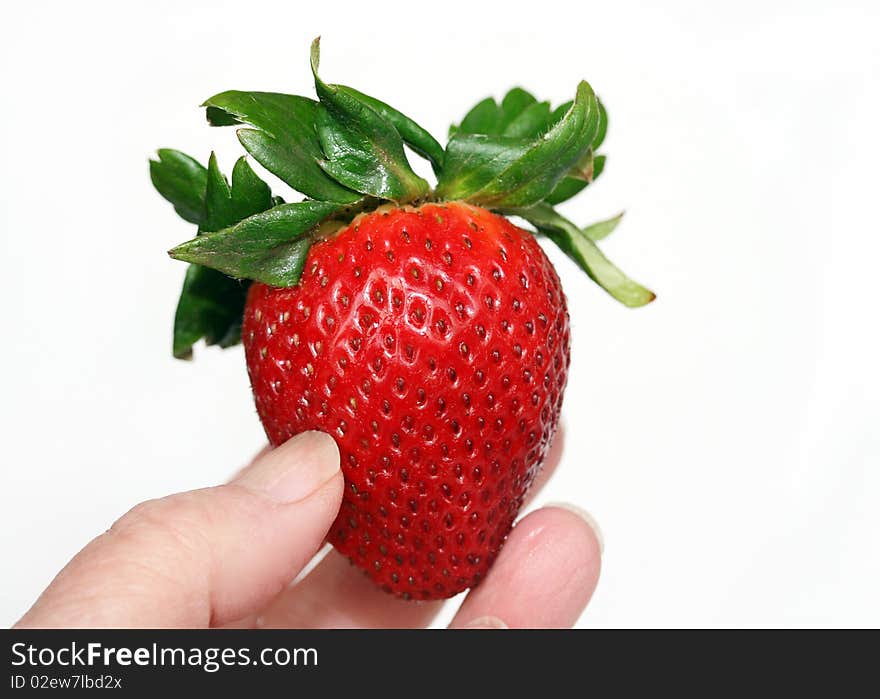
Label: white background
xmin=1 ymin=0 xmax=878 ymax=628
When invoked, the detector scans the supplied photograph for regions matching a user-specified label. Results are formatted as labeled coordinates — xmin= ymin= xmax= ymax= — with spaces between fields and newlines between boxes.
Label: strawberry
xmin=242 ymin=202 xmax=568 ymax=597
xmin=151 ymin=39 xmax=653 ymax=599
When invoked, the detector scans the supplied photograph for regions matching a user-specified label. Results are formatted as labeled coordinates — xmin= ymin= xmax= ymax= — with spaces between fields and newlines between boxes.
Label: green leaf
xmin=149 ymin=149 xmax=208 ymax=225
xmin=499 ymin=88 xmax=537 ymax=131
xmin=156 ymin=153 xmax=278 ymax=358
xmin=544 ymin=177 xmax=586 ymax=205
xmin=455 ymin=91 xmax=605 ymax=147
xmin=593 ymin=100 xmax=608 ymax=150
xmin=344 ymin=87 xmax=445 ymax=173
xmin=511 ymin=204 xmax=654 ymax=307
xmin=546 ymin=98 xmax=606 ymax=150
xmin=568 ymin=148 xmax=595 ymax=182
xmin=550 ymin=100 xmax=573 ymax=124
xmin=581 ymin=211 xmax=624 ymax=242
xmin=456 ymin=97 xmax=502 ymax=136
xmin=185 ymin=154 xmax=274 ymax=356
xmin=202 ymin=90 xmax=361 ymax=204
xmin=502 ymin=100 xmax=552 ymax=138
xmin=310 ymin=38 xmax=429 ymax=202
xmin=435 ymin=134 xmax=530 ymax=202
xmin=169 ymin=201 xmax=343 ymax=287
xmin=437 ymin=81 xmax=600 ymax=207
xmin=453 ymin=88 xmax=540 ymax=138
xmin=202 ymin=153 xmax=274 ymax=233
xmin=172 ymin=265 xmax=249 ymax=359
xmin=205 ymin=106 xmax=240 ymax=126
xmin=584 ymin=152 xmax=607 ymax=182
xmin=545 ymin=154 xmax=606 ymax=206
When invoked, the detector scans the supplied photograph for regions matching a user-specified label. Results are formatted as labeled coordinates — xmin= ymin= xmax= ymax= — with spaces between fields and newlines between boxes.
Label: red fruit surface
xmin=242 ymin=201 xmax=570 ymax=599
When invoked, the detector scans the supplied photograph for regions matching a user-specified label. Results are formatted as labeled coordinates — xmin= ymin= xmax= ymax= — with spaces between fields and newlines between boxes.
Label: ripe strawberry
xmin=242 ymin=202 xmax=569 ymax=597
xmin=151 ymin=38 xmax=653 ymax=600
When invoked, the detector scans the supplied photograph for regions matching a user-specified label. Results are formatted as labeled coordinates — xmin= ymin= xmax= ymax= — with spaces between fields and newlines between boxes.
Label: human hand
xmin=15 ymin=431 xmax=602 ymax=629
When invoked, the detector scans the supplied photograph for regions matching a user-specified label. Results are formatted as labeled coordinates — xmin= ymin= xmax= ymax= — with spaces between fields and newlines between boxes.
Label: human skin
xmin=15 ymin=431 xmax=601 ymax=629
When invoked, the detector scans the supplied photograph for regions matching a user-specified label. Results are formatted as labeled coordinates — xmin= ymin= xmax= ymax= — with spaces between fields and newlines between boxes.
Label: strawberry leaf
xmin=203 ymin=153 xmax=274 ymax=233
xmin=545 ymin=154 xmax=605 ymax=205
xmin=343 ymin=87 xmax=445 ymax=173
xmin=550 ymin=100 xmax=573 ymax=124
xmin=512 ymin=204 xmax=655 ymax=307
xmin=151 ymin=151 xmax=279 ymax=358
xmin=593 ymin=100 xmax=608 ymax=150
xmin=181 ymin=154 xmax=276 ymax=358
xmin=149 ymin=149 xmax=207 ymax=224
xmin=502 ymin=100 xmax=552 ymax=138
xmin=452 ymin=88 xmax=541 ymax=138
xmin=202 ymin=91 xmax=361 ymax=204
xmin=172 ymin=265 xmax=249 ymax=359
xmin=169 ymin=200 xmax=344 ymax=287
xmin=499 ymin=88 xmax=538 ymax=131
xmin=581 ymin=210 xmax=624 ymax=242
xmin=205 ymin=106 xmax=240 ymax=126
xmin=540 ymin=98 xmax=609 ymax=202
xmin=454 ymin=97 xmax=502 ymax=136
xmin=310 ymin=38 xmax=430 ymax=202
xmin=438 ymin=81 xmax=599 ymax=207
xmin=435 ymin=135 xmax=531 ymax=202
xmin=448 ymin=90 xmax=609 ymax=206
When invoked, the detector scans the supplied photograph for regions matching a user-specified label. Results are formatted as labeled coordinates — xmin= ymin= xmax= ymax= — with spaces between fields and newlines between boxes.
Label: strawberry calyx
xmin=151 ymin=38 xmax=654 ymax=358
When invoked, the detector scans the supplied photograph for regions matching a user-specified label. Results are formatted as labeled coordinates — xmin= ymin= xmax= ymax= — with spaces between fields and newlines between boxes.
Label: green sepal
xmin=437 ymin=81 xmax=599 ymax=207
xmin=202 ymin=91 xmax=361 ymax=204
xmin=151 ymin=151 xmax=279 ymax=358
xmin=502 ymin=100 xmax=552 ymax=138
xmin=343 ymin=87 xmax=445 ymax=173
xmin=593 ymin=100 xmax=608 ymax=150
xmin=434 ymin=135 xmax=530 ymax=202
xmin=544 ymin=177 xmax=587 ymax=206
xmin=499 ymin=88 xmax=538 ymax=131
xmin=172 ymin=265 xmax=249 ymax=359
xmin=454 ymin=97 xmax=502 ymax=136
xmin=545 ymin=154 xmax=605 ymax=205
xmin=205 ymin=106 xmax=240 ymax=126
xmin=448 ymin=90 xmax=609 ymax=206
xmin=511 ymin=204 xmax=655 ymax=307
xmin=549 ymin=99 xmax=607 ymax=150
xmin=550 ymin=100 xmax=573 ymax=124
xmin=310 ymin=38 xmax=430 ymax=202
xmin=169 ymin=200 xmax=345 ymax=287
xmin=452 ymin=88 xmax=544 ymax=137
xmin=203 ymin=153 xmax=274 ymax=233
xmin=149 ymin=149 xmax=208 ymax=224
xmin=184 ymin=153 xmax=276 ymax=357
xmin=568 ymin=148 xmax=595 ymax=182
xmin=581 ymin=210 xmax=624 ymax=242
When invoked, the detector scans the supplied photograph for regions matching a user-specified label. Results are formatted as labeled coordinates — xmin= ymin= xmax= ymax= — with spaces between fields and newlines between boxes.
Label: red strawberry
xmin=241 ymin=202 xmax=569 ymax=598
xmin=152 ymin=38 xmax=653 ymax=600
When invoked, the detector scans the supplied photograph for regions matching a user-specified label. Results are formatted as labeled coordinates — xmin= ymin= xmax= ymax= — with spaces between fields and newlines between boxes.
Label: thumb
xmin=16 ymin=431 xmax=342 ymax=628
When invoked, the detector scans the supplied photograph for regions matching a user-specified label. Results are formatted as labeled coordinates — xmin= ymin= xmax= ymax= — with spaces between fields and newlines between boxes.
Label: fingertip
xmin=277 ymin=430 xmax=340 ymax=466
xmin=449 ymin=505 xmax=602 ymax=629
xmin=236 ymin=431 xmax=341 ymax=503
xmin=542 ymin=502 xmax=604 ymax=555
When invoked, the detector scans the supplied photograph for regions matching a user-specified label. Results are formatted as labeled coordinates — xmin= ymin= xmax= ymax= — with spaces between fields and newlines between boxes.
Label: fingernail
xmin=236 ymin=431 xmax=340 ymax=503
xmin=462 ymin=616 xmax=508 ymax=629
xmin=546 ymin=503 xmax=604 ymax=554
